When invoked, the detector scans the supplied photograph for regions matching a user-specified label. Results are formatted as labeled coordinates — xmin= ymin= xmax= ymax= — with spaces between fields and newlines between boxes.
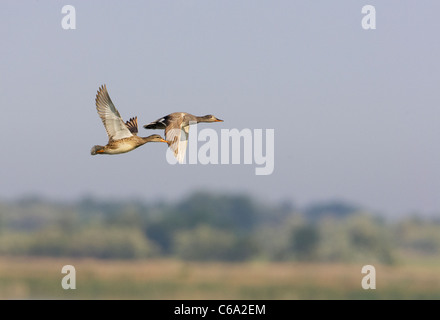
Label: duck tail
xmin=90 ymin=145 xmax=104 ymax=155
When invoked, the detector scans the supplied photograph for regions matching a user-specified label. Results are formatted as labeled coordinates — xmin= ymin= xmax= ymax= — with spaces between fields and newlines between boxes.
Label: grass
xmin=0 ymin=257 xmax=439 ymax=299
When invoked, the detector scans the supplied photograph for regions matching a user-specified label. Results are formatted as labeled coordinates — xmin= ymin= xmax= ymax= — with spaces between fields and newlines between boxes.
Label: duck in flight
xmin=143 ymin=112 xmax=223 ymax=163
xmin=91 ymin=84 xmax=167 ymax=155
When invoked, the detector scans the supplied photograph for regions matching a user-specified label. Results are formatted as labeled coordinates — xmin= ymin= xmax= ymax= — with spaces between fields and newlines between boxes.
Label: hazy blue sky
xmin=1 ymin=1 xmax=439 ymax=217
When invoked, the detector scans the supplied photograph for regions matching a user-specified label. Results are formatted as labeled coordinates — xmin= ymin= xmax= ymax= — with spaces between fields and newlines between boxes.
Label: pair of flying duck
xmin=91 ymin=84 xmax=223 ymax=163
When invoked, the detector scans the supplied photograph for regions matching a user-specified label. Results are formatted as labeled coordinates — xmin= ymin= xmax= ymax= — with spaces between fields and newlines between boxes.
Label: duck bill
xmin=215 ymin=119 xmax=224 ymax=122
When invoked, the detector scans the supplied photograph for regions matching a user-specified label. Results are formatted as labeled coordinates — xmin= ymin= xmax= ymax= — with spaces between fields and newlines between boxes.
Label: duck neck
xmin=142 ymin=136 xmax=155 ymax=143
xmin=195 ymin=115 xmax=210 ymax=123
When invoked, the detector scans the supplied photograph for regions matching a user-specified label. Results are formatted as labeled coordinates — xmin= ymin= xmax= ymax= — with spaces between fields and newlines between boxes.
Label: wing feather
xmin=165 ymin=119 xmax=189 ymax=164
xmin=125 ymin=117 xmax=138 ymax=135
xmin=177 ymin=126 xmax=189 ymax=163
xmin=95 ymin=84 xmax=133 ymax=141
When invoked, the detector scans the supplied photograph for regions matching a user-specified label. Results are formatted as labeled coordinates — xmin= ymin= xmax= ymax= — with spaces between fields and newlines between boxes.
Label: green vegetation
xmin=0 ymin=192 xmax=439 ymax=299
xmin=0 ymin=192 xmax=438 ymax=265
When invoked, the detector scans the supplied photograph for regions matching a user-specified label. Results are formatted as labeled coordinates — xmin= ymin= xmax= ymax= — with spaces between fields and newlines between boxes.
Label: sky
xmin=0 ymin=1 xmax=439 ymax=217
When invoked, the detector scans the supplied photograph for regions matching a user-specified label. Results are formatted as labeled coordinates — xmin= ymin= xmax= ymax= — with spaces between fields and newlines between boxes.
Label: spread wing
xmin=95 ymin=84 xmax=133 ymax=141
xmin=165 ymin=120 xmax=189 ymax=164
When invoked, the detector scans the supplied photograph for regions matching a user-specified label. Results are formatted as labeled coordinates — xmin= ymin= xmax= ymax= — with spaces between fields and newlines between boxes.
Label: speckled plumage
xmin=143 ymin=112 xmax=223 ymax=163
xmin=91 ymin=85 xmax=167 ymax=155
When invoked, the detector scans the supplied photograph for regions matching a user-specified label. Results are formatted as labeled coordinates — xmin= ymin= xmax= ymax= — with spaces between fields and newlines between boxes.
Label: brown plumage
xmin=91 ymin=85 xmax=167 ymax=155
xmin=143 ymin=112 xmax=223 ymax=163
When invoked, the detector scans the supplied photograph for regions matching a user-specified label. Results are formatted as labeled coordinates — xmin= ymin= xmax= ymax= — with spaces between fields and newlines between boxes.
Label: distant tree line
xmin=0 ymin=192 xmax=439 ymax=264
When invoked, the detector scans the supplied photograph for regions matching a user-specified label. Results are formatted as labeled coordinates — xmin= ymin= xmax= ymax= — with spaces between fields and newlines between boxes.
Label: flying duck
xmin=143 ymin=112 xmax=223 ymax=163
xmin=91 ymin=84 xmax=167 ymax=155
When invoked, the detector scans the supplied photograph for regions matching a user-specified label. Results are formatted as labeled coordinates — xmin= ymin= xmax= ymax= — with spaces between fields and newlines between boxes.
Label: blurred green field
xmin=1 ymin=194 xmax=440 ymax=299
xmin=1 ymin=257 xmax=440 ymax=299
